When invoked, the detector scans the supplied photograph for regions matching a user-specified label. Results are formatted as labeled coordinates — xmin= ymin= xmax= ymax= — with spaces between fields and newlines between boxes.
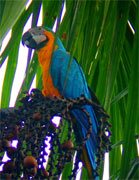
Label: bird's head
xmin=22 ymin=26 xmax=66 ymax=52
xmin=22 ymin=27 xmax=52 ymax=50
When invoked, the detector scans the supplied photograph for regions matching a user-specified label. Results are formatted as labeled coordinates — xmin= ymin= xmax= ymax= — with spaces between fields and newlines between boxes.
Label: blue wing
xmin=50 ymin=48 xmax=99 ymax=178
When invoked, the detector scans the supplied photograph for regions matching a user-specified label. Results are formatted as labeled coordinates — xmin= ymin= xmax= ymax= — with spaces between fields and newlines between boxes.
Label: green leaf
xmin=126 ymin=158 xmax=139 ymax=179
xmin=111 ymin=87 xmax=128 ymax=105
xmin=1 ymin=25 xmax=23 ymax=108
xmin=62 ymin=162 xmax=73 ymax=179
xmin=0 ymin=0 xmax=28 ymax=44
xmin=0 ymin=2 xmax=35 ymax=68
xmin=80 ymin=167 xmax=89 ymax=180
xmin=15 ymin=52 xmax=39 ymax=106
xmin=109 ymin=101 xmax=122 ymax=178
xmin=119 ymin=7 xmax=138 ymax=178
xmin=42 ymin=0 xmax=62 ymax=28
xmin=104 ymin=1 xmax=131 ymax=110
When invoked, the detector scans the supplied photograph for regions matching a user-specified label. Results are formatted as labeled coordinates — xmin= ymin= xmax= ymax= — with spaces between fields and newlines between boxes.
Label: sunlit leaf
xmin=0 ymin=0 xmax=28 ymax=45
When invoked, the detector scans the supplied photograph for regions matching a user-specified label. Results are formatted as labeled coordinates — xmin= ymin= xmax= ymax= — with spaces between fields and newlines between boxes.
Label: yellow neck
xmin=37 ymin=31 xmax=54 ymax=67
xmin=37 ymin=31 xmax=61 ymax=97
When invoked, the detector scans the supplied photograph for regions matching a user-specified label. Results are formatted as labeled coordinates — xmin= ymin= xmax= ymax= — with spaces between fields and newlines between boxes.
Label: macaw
xmin=22 ymin=27 xmax=100 ymax=179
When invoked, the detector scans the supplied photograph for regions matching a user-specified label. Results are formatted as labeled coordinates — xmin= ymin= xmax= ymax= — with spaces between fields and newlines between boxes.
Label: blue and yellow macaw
xmin=22 ymin=27 xmax=99 ymax=179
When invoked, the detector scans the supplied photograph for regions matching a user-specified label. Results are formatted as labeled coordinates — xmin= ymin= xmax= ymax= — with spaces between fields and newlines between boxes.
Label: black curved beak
xmin=22 ymin=31 xmax=38 ymax=49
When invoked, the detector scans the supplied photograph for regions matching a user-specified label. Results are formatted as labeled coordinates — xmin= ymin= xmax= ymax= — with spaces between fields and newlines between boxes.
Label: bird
xmin=22 ymin=26 xmax=100 ymax=179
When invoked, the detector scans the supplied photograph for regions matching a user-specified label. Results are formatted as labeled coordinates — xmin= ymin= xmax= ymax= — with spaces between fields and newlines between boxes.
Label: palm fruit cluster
xmin=0 ymin=89 xmax=111 ymax=179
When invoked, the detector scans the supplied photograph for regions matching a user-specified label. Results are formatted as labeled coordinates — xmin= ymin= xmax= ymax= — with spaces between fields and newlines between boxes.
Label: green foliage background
xmin=0 ymin=0 xmax=138 ymax=179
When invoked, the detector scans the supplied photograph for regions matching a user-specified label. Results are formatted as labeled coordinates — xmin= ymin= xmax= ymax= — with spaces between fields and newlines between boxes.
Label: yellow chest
xmin=37 ymin=45 xmax=61 ymax=98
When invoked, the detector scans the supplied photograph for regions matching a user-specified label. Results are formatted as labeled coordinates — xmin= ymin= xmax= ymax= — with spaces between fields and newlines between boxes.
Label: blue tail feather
xmin=72 ymin=104 xmax=99 ymax=178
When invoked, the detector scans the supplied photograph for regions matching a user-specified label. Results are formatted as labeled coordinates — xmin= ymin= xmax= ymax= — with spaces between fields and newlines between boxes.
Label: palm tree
xmin=0 ymin=0 xmax=138 ymax=179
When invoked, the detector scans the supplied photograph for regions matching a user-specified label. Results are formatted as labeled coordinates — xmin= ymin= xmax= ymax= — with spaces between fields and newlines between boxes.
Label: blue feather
xmin=50 ymin=42 xmax=99 ymax=178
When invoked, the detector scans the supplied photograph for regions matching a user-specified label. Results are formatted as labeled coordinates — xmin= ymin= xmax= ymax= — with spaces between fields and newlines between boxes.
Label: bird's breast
xmin=37 ymin=47 xmax=61 ymax=98
xmin=42 ymin=72 xmax=61 ymax=98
